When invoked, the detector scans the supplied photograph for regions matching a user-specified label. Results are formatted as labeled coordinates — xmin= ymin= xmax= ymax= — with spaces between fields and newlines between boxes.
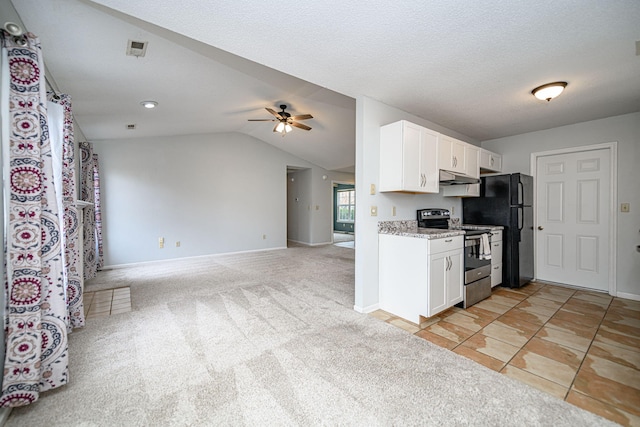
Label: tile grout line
xmin=562 ymin=295 xmax=615 ymax=402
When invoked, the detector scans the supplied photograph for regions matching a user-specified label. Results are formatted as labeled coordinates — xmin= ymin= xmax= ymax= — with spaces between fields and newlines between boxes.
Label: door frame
xmin=530 ymin=142 xmax=617 ymax=296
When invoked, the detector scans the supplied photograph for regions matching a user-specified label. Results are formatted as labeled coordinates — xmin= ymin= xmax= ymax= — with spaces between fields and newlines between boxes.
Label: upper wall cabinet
xmin=465 ymin=145 xmax=480 ymax=179
xmin=438 ymin=135 xmax=466 ymax=174
xmin=480 ymin=149 xmax=502 ymax=173
xmin=380 ymin=120 xmax=439 ymax=193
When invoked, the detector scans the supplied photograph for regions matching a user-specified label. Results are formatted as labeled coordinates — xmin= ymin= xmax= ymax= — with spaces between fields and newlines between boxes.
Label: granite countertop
xmin=378 ymin=220 xmax=465 ymax=240
xmin=378 ymin=220 xmax=502 ymax=239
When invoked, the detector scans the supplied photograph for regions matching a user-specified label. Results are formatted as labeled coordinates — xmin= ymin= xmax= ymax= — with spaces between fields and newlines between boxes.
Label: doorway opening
xmin=333 ymin=182 xmax=355 ymax=248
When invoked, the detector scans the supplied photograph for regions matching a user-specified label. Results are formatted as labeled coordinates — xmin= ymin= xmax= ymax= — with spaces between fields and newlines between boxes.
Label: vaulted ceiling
xmin=7 ymin=0 xmax=640 ymax=172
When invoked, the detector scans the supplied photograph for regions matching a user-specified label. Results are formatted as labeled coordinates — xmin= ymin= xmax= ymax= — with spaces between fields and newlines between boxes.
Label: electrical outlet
xmin=392 ymin=206 xmax=396 ymax=216
xmin=621 ymin=203 xmax=630 ymax=213
xmin=370 ymin=206 xmax=378 ymax=216
xmin=159 ymin=237 xmax=164 ymax=249
xmin=316 ymin=205 xmax=319 ymax=210
xmin=262 ymin=234 xmax=267 ymax=240
xmin=175 ymin=241 xmax=180 ymax=247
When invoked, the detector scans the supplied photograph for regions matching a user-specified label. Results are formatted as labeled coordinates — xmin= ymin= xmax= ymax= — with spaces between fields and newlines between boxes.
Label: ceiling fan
xmin=248 ymin=104 xmax=313 ymax=134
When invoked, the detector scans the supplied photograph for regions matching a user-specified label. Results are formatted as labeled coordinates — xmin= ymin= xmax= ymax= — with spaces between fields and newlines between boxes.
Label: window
xmin=337 ymin=189 xmax=355 ymax=222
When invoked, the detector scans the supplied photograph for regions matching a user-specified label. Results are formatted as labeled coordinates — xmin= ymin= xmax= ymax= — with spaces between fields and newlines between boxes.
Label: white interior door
xmin=535 ymin=148 xmax=611 ymax=291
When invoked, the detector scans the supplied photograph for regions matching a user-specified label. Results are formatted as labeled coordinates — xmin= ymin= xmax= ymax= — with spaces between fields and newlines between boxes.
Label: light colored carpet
xmin=6 ymin=245 xmax=613 ymax=426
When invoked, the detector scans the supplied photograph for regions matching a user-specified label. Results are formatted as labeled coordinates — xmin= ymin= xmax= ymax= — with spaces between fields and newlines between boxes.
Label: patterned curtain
xmin=49 ymin=93 xmax=85 ymax=329
xmin=1 ymin=32 xmax=69 ymax=407
xmin=79 ymin=142 xmax=102 ymax=278
xmin=93 ymin=154 xmax=104 ymax=269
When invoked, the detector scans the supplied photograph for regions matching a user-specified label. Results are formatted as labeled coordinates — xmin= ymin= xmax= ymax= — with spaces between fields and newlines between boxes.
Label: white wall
xmin=93 ymin=132 xmax=353 ymax=266
xmin=354 ymin=96 xmax=479 ymax=312
xmin=482 ymin=112 xmax=640 ymax=298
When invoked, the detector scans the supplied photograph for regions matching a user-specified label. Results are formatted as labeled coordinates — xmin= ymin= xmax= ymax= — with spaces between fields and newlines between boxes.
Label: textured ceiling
xmin=8 ymin=0 xmax=640 ymax=171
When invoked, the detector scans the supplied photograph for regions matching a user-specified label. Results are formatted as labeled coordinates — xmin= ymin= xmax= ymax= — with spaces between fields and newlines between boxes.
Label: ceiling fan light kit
xmin=531 ymin=81 xmax=567 ymax=102
xmin=248 ymin=104 xmax=313 ymax=136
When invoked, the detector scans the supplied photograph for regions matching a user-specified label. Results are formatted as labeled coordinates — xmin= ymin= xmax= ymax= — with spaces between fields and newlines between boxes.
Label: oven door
xmin=464 ymin=235 xmax=492 ymax=284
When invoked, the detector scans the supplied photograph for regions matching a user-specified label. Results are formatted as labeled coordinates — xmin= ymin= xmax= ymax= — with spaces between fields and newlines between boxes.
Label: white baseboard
xmin=354 ymin=303 xmax=379 ymax=314
xmin=616 ymin=291 xmax=640 ymax=301
xmin=101 ymin=246 xmax=288 ymax=270
xmin=0 ymin=407 xmax=11 ymax=426
xmin=287 ymin=239 xmax=332 ymax=247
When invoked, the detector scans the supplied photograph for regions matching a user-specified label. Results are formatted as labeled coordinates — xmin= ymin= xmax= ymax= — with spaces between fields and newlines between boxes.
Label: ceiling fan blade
xmin=290 ymin=114 xmax=313 ymax=121
xmin=248 ymin=119 xmax=276 ymax=121
xmin=290 ymin=121 xmax=312 ymax=131
xmin=266 ymin=108 xmax=284 ymax=120
xmin=273 ymin=123 xmax=280 ymax=132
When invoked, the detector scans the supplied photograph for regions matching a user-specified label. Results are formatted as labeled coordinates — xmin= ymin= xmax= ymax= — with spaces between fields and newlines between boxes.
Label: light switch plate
xmin=621 ymin=203 xmax=630 ymax=213
xmin=370 ymin=184 xmax=376 ymax=195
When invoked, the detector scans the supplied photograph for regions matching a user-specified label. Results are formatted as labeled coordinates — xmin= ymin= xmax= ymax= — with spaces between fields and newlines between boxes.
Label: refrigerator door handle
xmin=518 ymin=180 xmax=524 ymax=206
xmin=518 ymin=206 xmax=524 ymax=231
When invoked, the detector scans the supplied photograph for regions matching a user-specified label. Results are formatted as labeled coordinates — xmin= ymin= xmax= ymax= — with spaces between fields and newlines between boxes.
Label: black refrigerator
xmin=463 ymin=173 xmax=534 ymax=288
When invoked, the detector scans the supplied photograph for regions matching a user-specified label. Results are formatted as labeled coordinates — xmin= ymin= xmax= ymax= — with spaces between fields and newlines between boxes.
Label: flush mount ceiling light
xmin=140 ymin=101 xmax=158 ymax=109
xmin=531 ymin=81 xmax=567 ymax=102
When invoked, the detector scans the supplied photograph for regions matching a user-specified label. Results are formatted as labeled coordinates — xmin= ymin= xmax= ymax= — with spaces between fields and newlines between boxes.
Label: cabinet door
xmin=465 ymin=145 xmax=480 ymax=178
xmin=402 ymin=122 xmax=423 ymax=191
xmin=438 ymin=135 xmax=452 ymax=171
xmin=419 ymin=128 xmax=439 ymax=192
xmin=427 ymin=253 xmax=448 ymax=317
xmin=451 ymin=139 xmax=466 ymax=174
xmin=447 ymin=250 xmax=464 ymax=305
xmin=480 ymin=149 xmax=502 ymax=173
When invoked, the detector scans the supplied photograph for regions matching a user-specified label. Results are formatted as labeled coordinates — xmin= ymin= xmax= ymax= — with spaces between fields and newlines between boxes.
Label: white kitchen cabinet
xmin=442 ymin=183 xmax=480 ymax=198
xmin=480 ymin=149 xmax=502 ymax=173
xmin=442 ymin=144 xmax=480 ymax=197
xmin=428 ymin=246 xmax=463 ymax=314
xmin=465 ymin=145 xmax=480 ymax=178
xmin=380 ymin=120 xmax=439 ymax=193
xmin=439 ymin=135 xmax=466 ymax=174
xmin=490 ymin=230 xmax=503 ymax=287
xmin=378 ymin=234 xmax=463 ymax=324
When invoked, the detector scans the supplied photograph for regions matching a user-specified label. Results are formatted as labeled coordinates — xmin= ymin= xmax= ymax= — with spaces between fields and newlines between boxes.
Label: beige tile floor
xmin=83 ymin=287 xmax=131 ymax=319
xmin=372 ymin=282 xmax=640 ymax=426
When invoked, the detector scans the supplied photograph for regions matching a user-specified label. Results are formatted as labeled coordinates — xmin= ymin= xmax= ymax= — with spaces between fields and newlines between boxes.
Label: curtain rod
xmin=4 ymin=21 xmax=60 ymax=99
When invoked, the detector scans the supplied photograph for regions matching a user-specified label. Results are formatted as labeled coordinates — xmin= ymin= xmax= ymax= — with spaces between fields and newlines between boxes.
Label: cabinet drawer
xmin=491 ymin=230 xmax=503 ymax=241
xmin=428 ymin=235 xmax=463 ymax=254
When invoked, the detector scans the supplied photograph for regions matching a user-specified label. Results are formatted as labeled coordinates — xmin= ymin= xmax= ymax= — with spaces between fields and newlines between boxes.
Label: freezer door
xmin=510 ymin=173 xmax=534 ymax=207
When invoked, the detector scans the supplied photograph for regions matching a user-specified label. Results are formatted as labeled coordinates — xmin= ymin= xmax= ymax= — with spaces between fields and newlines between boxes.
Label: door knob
xmin=538 ymin=226 xmax=544 ymax=230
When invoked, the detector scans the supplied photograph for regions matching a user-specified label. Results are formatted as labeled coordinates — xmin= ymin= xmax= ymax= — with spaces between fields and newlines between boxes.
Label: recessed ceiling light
xmin=140 ymin=101 xmax=158 ymax=109
xmin=531 ymin=82 xmax=567 ymax=102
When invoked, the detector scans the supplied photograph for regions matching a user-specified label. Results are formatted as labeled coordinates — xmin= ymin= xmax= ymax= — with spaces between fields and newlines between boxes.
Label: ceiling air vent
xmin=126 ymin=40 xmax=148 ymax=57
xmin=126 ymin=124 xmax=136 ymax=130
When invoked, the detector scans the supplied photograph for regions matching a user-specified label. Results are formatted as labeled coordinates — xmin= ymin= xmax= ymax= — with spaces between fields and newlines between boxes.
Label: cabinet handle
xmin=493 ymin=266 xmax=499 ymax=270
xmin=445 ymin=239 xmax=453 ymax=242
xmin=491 ymin=157 xmax=494 ymax=166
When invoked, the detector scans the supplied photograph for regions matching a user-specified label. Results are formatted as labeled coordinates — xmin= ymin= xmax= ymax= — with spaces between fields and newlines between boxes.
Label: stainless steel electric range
xmin=417 ymin=208 xmax=493 ymax=308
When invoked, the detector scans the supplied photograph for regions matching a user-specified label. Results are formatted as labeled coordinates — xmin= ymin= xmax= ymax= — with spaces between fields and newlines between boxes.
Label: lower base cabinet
xmin=379 ymin=234 xmax=463 ymax=324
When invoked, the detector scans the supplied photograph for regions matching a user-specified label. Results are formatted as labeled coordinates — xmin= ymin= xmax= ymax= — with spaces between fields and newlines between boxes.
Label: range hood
xmin=439 ymin=170 xmax=481 ymax=185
